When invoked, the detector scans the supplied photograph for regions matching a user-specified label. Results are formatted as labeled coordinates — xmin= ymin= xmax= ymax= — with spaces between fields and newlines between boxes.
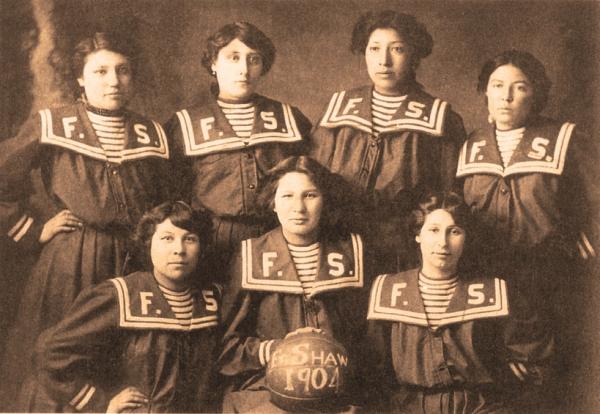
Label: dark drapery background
xmin=1 ymin=0 xmax=599 ymax=411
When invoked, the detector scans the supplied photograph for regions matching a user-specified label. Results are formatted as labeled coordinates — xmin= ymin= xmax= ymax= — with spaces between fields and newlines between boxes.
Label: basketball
xmin=265 ymin=331 xmax=350 ymax=412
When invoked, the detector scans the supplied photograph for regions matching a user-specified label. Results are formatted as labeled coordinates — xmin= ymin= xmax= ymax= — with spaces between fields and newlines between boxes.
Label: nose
xmin=292 ymin=197 xmax=307 ymax=213
xmin=501 ymin=86 xmax=513 ymax=102
xmin=172 ymin=238 xmax=186 ymax=256
xmin=379 ymin=49 xmax=392 ymax=67
xmin=437 ymin=233 xmax=449 ymax=247
xmin=106 ymin=69 xmax=120 ymax=87
xmin=239 ymin=58 xmax=249 ymax=76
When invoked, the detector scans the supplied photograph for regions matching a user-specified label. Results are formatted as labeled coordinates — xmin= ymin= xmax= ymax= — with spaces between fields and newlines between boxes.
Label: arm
xmin=0 ymin=114 xmax=45 ymax=249
xmin=291 ymin=105 xmax=312 ymax=155
xmin=162 ymin=114 xmax=195 ymax=203
xmin=35 ymin=281 xmax=121 ymax=412
xmin=564 ymin=127 xmax=600 ymax=261
xmin=440 ymin=109 xmax=467 ymax=193
xmin=217 ymin=249 xmax=281 ymax=377
xmin=502 ymin=287 xmax=554 ymax=386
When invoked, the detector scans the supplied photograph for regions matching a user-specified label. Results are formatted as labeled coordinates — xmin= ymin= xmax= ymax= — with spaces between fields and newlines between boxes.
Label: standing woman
xmin=165 ymin=22 xmax=312 ymax=276
xmin=0 ymin=32 xmax=170 ymax=408
xmin=310 ymin=10 xmax=466 ymax=274
xmin=456 ymin=50 xmax=599 ymax=404
xmin=219 ymin=156 xmax=370 ymax=412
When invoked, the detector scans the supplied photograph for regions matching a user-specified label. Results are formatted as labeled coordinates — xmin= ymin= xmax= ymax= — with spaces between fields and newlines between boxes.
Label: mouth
xmin=290 ymin=218 xmax=308 ymax=224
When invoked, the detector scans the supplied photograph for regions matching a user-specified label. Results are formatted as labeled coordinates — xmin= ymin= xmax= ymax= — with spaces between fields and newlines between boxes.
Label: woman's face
xmin=365 ymin=28 xmax=413 ymax=95
xmin=274 ymin=172 xmax=324 ymax=246
xmin=78 ymin=49 xmax=132 ymax=111
xmin=211 ymin=38 xmax=264 ymax=102
xmin=150 ymin=218 xmax=201 ymax=290
xmin=486 ymin=64 xmax=535 ymax=130
xmin=416 ymin=209 xmax=465 ymax=279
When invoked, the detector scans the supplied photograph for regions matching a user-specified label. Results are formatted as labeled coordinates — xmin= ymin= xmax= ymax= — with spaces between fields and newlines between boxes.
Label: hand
xmin=106 ymin=387 xmax=148 ymax=413
xmin=284 ymin=327 xmax=324 ymax=339
xmin=39 ymin=210 xmax=83 ymax=243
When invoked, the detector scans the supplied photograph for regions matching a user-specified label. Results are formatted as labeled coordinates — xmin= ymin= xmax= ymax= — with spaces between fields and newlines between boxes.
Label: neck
xmin=84 ymin=101 xmax=125 ymax=117
xmin=217 ymin=94 xmax=255 ymax=104
xmin=153 ymin=270 xmax=189 ymax=292
xmin=282 ymin=229 xmax=318 ymax=247
xmin=373 ymin=80 xmax=414 ymax=96
xmin=420 ymin=265 xmax=457 ymax=281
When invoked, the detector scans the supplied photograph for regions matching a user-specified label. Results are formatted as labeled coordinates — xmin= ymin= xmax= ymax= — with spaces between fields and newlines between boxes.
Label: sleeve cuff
xmin=68 ymin=383 xmax=107 ymax=412
xmin=576 ymin=231 xmax=596 ymax=260
xmin=7 ymin=214 xmax=34 ymax=242
xmin=259 ymin=339 xmax=278 ymax=367
xmin=6 ymin=213 xmax=43 ymax=251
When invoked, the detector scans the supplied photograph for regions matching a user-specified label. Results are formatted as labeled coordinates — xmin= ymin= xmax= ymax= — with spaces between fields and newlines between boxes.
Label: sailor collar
xmin=319 ymin=85 xmax=448 ymax=137
xmin=39 ymin=102 xmax=169 ymax=162
xmin=367 ymin=269 xmax=508 ymax=328
xmin=457 ymin=120 xmax=575 ymax=178
xmin=176 ymin=95 xmax=303 ymax=156
xmin=109 ymin=273 xmax=219 ymax=331
xmin=240 ymin=227 xmax=364 ymax=296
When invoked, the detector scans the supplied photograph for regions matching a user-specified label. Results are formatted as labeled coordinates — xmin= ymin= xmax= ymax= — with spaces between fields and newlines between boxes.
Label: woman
xmin=165 ymin=22 xmax=312 ymax=276
xmin=457 ymin=49 xmax=598 ymax=279
xmin=310 ymin=10 xmax=466 ymax=274
xmin=365 ymin=192 xmax=553 ymax=413
xmin=219 ymin=156 xmax=370 ymax=412
xmin=456 ymin=49 xmax=599 ymax=407
xmin=26 ymin=201 xmax=220 ymax=413
xmin=0 ymin=32 xmax=170 ymax=408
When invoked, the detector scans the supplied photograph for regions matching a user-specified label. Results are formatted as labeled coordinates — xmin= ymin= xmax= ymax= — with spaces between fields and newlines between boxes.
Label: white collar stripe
xmin=40 ymin=110 xmax=168 ymax=161
xmin=110 ymin=278 xmax=218 ymax=331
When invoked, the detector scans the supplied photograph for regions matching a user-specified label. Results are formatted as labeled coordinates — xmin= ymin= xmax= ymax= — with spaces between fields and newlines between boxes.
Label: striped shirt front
xmin=158 ymin=284 xmax=193 ymax=324
xmin=496 ymin=127 xmax=525 ymax=168
xmin=371 ymin=90 xmax=406 ymax=137
xmin=218 ymin=100 xmax=255 ymax=138
xmin=418 ymin=272 xmax=458 ymax=330
xmin=288 ymin=242 xmax=320 ymax=297
xmin=87 ymin=110 xmax=126 ymax=164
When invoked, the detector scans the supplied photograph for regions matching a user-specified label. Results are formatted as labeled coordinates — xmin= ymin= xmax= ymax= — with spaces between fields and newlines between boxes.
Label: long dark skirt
xmin=0 ymin=226 xmax=127 ymax=412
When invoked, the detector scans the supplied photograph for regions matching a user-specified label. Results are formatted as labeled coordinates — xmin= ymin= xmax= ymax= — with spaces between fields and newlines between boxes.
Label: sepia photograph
xmin=0 ymin=0 xmax=599 ymax=412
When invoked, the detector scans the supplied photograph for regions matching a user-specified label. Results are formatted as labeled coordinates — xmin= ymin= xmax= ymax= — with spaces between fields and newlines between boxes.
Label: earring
xmin=211 ymin=70 xmax=216 ymax=76
xmin=487 ymin=114 xmax=495 ymax=124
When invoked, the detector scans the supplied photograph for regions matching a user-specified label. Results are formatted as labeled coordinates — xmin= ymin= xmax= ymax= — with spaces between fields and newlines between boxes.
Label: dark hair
xmin=477 ymin=49 xmax=552 ymax=115
xmin=257 ymin=156 xmax=353 ymax=241
xmin=132 ymin=201 xmax=213 ymax=271
xmin=51 ymin=31 xmax=139 ymax=99
xmin=201 ymin=21 xmax=276 ymax=77
xmin=409 ymin=191 xmax=473 ymax=272
xmin=410 ymin=191 xmax=471 ymax=237
xmin=351 ymin=10 xmax=433 ymax=78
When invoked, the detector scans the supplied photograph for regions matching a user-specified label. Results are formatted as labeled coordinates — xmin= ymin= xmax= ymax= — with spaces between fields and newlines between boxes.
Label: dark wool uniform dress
xmin=0 ymin=102 xmax=170 ymax=409
xmin=456 ymin=116 xmax=600 ymax=403
xmin=310 ymin=85 xmax=466 ymax=274
xmin=365 ymin=269 xmax=553 ymax=413
xmin=164 ymin=95 xmax=311 ymax=275
xmin=219 ymin=227 xmax=369 ymax=412
xmin=26 ymin=271 xmax=221 ymax=413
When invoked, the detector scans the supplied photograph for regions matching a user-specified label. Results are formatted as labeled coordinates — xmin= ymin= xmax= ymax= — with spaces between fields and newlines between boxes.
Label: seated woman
xmin=365 ymin=191 xmax=553 ymax=413
xmin=26 ymin=201 xmax=221 ymax=413
xmin=165 ymin=22 xmax=312 ymax=277
xmin=219 ymin=156 xmax=370 ymax=412
xmin=310 ymin=10 xmax=466 ymax=274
